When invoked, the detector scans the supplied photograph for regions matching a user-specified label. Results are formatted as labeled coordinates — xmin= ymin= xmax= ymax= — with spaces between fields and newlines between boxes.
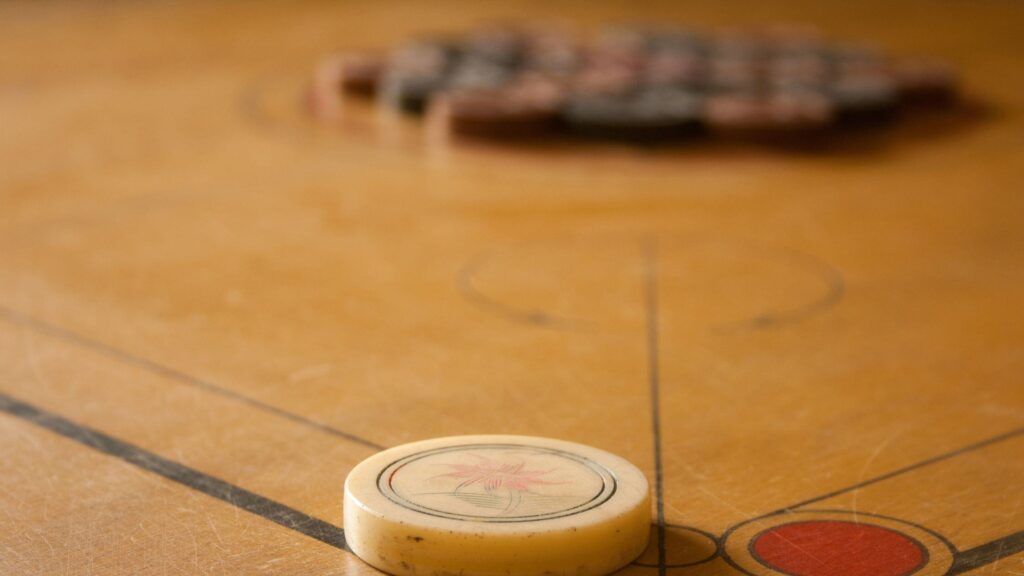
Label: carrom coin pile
xmin=312 ymin=24 xmax=960 ymax=146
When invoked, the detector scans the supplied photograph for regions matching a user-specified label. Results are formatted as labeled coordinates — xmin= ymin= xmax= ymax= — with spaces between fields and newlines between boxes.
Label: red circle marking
xmin=751 ymin=520 xmax=927 ymax=576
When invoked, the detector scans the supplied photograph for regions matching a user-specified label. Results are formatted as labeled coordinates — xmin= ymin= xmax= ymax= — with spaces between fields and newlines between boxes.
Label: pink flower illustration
xmin=438 ymin=456 xmax=565 ymax=494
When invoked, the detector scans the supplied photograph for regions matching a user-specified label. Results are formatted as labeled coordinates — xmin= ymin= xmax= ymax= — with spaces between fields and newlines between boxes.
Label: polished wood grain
xmin=1 ymin=1 xmax=1022 ymax=574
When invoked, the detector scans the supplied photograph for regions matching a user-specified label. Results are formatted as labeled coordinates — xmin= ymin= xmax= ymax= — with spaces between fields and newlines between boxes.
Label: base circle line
xmin=720 ymin=509 xmax=958 ymax=576
xmin=631 ymin=523 xmax=721 ymax=569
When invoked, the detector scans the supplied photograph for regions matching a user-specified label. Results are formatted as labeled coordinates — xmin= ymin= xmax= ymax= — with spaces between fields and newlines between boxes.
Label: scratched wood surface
xmin=1 ymin=1 xmax=1023 ymax=575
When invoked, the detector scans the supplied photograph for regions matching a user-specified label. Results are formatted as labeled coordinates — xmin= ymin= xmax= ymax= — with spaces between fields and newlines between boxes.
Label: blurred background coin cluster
xmin=313 ymin=24 xmax=960 ymax=146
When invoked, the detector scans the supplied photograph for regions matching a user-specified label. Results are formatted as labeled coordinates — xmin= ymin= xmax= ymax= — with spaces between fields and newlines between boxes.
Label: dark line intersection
xmin=1 ymin=278 xmax=1021 ymax=574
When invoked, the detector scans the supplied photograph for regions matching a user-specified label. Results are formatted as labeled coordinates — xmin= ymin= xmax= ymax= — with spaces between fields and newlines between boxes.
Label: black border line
xmin=774 ymin=426 xmax=1024 ymax=515
xmin=0 ymin=391 xmax=348 ymax=551
xmin=0 ymin=305 xmax=384 ymax=450
xmin=949 ymin=530 xmax=1024 ymax=574
xmin=643 ymin=239 xmax=668 ymax=576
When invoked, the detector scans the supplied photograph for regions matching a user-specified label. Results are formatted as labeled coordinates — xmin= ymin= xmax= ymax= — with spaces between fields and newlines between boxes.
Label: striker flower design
xmin=435 ymin=455 xmax=567 ymax=513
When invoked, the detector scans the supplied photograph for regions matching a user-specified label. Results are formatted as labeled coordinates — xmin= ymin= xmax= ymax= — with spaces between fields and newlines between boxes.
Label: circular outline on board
xmin=748 ymin=519 xmax=929 ymax=576
xmin=457 ymin=234 xmax=845 ymax=332
xmin=720 ymin=509 xmax=957 ymax=576
xmin=632 ymin=523 xmax=721 ymax=568
xmin=375 ymin=443 xmax=618 ymax=523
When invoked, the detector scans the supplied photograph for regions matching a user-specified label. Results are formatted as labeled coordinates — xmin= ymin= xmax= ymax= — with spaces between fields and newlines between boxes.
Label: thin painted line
xmin=949 ymin=530 xmax=1024 ymax=574
xmin=643 ymin=239 xmax=667 ymax=576
xmin=778 ymin=426 xmax=1024 ymax=514
xmin=457 ymin=250 xmax=587 ymax=330
xmin=0 ymin=391 xmax=347 ymax=550
xmin=0 ymin=305 xmax=384 ymax=450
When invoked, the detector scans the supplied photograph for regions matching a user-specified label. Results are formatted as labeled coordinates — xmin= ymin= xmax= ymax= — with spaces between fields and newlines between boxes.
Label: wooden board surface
xmin=2 ymin=1 xmax=1023 ymax=574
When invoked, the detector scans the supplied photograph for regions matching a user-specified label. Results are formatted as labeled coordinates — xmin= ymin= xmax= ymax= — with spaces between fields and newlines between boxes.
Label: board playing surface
xmin=2 ymin=1 xmax=1023 ymax=575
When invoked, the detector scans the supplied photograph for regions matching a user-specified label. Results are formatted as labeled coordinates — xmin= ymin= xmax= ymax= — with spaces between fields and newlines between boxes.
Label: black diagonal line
xmin=0 ymin=391 xmax=347 ymax=550
xmin=0 ymin=306 xmax=384 ymax=450
xmin=643 ymin=240 xmax=667 ymax=576
xmin=949 ymin=530 xmax=1024 ymax=574
xmin=776 ymin=426 xmax=1024 ymax=514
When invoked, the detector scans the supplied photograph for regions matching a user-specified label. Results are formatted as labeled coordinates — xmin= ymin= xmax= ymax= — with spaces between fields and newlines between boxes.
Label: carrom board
xmin=1 ymin=1 xmax=1022 ymax=575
